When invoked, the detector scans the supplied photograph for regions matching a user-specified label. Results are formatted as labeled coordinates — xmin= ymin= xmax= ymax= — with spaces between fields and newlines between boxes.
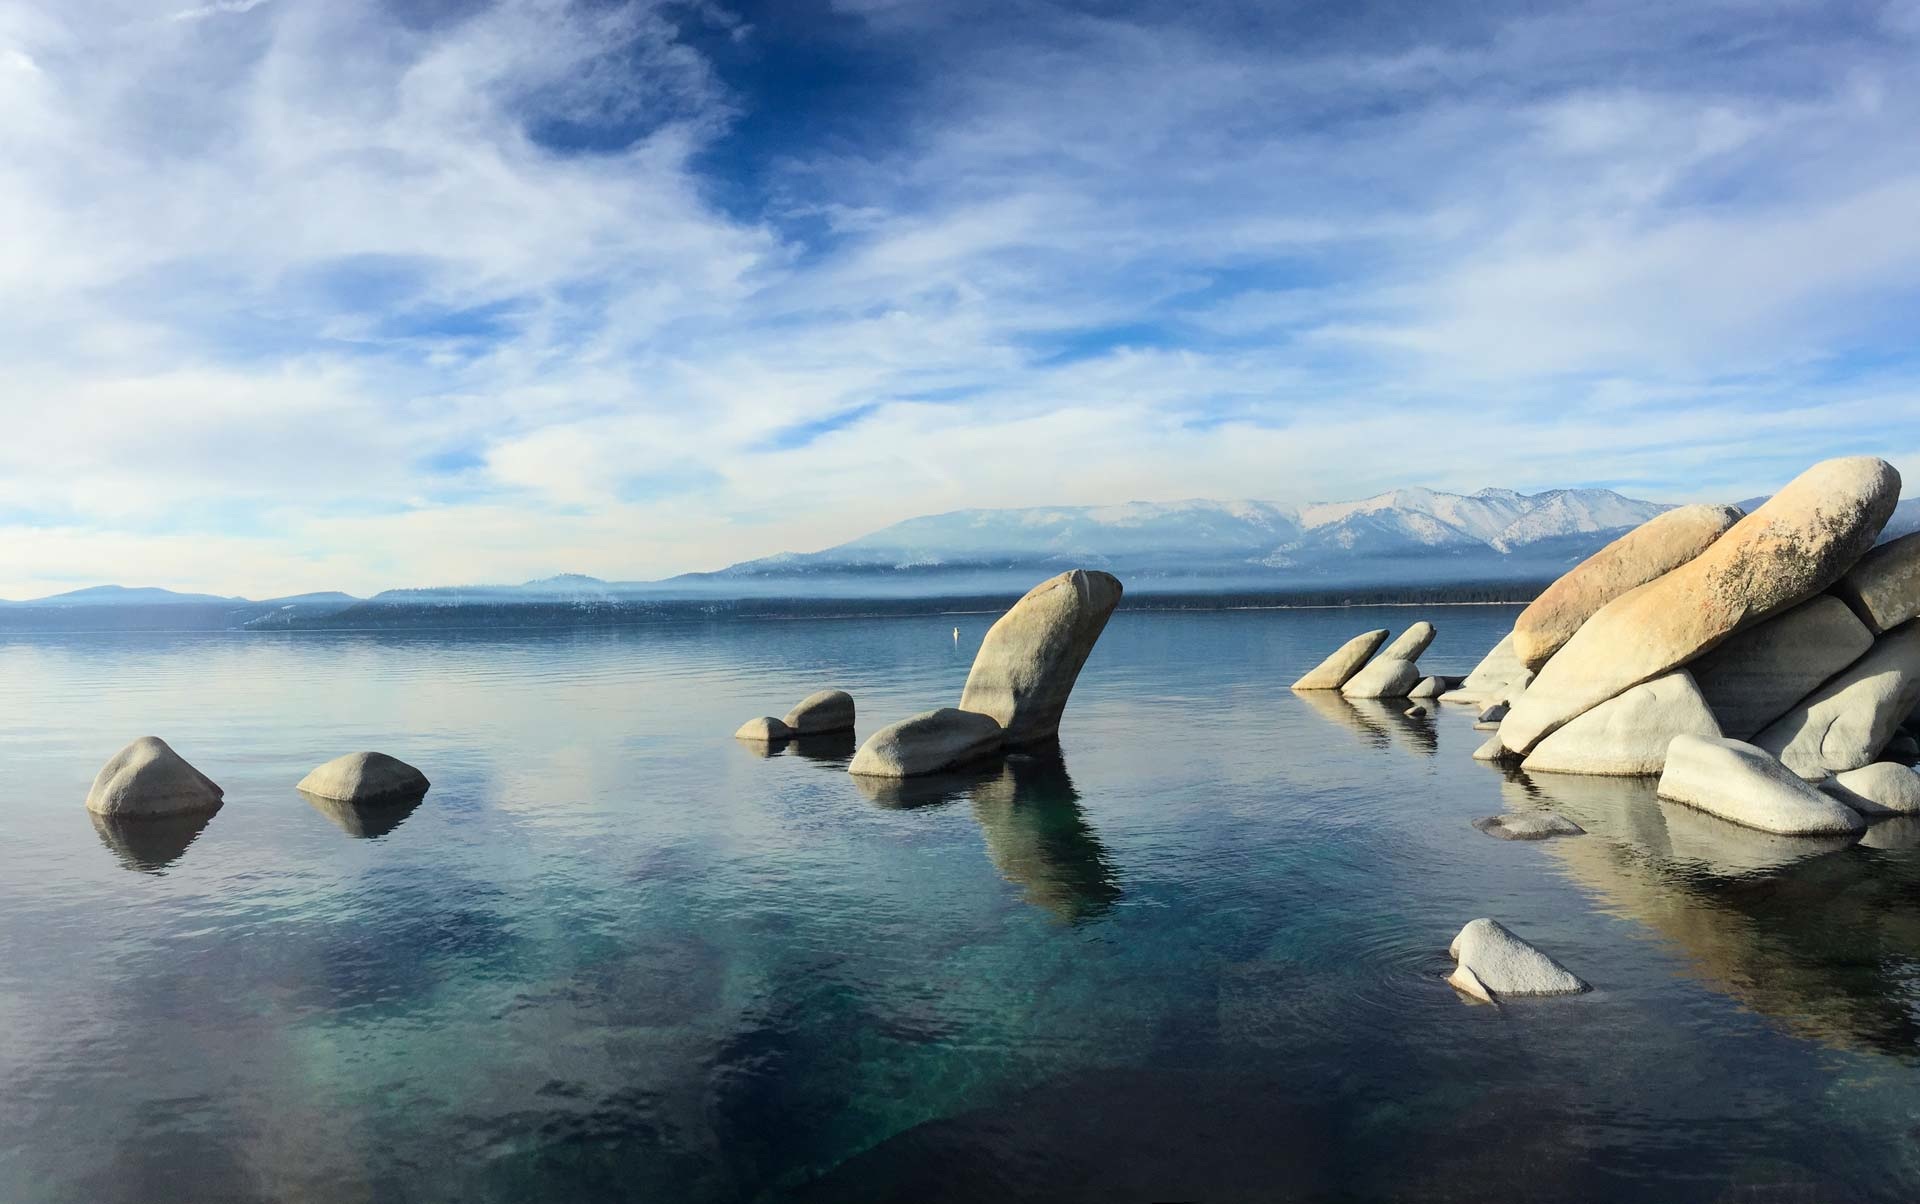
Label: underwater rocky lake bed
xmin=3 ymin=606 xmax=1919 ymax=1202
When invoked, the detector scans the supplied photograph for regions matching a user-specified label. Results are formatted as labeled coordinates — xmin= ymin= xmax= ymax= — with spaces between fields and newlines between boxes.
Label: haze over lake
xmin=5 ymin=608 xmax=1918 ymax=1202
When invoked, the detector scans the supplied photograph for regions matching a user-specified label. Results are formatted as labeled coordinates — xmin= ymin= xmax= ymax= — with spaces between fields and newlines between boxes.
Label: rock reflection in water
xmin=1510 ymin=769 xmax=1920 ymax=1055
xmin=971 ymin=751 xmax=1120 ymax=924
xmin=90 ymin=808 xmax=220 ymax=873
xmin=1294 ymin=691 xmax=1436 ymax=755
xmin=301 ymin=789 xmax=425 ymax=839
xmin=738 ymin=730 xmax=858 ymax=764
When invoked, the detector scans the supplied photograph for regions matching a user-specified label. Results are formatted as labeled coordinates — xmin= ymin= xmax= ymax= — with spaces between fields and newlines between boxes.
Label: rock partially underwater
xmin=85 ymin=737 xmax=223 ymax=818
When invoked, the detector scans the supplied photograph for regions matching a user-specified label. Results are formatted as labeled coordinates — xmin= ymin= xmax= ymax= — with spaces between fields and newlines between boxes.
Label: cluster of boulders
xmin=1291 ymin=621 xmax=1460 ymax=703
xmin=1443 ymin=455 xmax=1920 ymax=836
xmin=85 ymin=736 xmax=430 ymax=832
xmin=730 ymin=569 xmax=1125 ymax=779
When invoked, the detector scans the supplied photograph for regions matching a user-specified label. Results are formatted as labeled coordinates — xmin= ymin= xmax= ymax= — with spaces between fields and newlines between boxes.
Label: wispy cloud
xmin=0 ymin=0 xmax=1916 ymax=597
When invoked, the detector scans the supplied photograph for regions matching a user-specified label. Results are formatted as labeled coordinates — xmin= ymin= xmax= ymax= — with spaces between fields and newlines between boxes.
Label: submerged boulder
xmin=1441 ymin=633 xmax=1523 ymax=705
xmin=1821 ymin=762 xmax=1920 ymax=817
xmin=1656 ymin=735 xmax=1865 ymax=836
xmin=1752 ymin=622 xmax=1920 ymax=779
xmin=849 ymin=708 xmax=1005 ymax=779
xmin=1341 ymin=657 xmax=1421 ymax=699
xmin=1512 ymin=503 xmax=1744 ymax=671
xmin=1446 ymin=918 xmax=1589 ymax=1002
xmin=1501 ymin=457 xmax=1901 ymax=755
xmin=735 ymin=716 xmax=796 ymax=741
xmin=1472 ymin=814 xmax=1585 ymax=841
xmin=297 ymin=751 xmax=430 ymax=804
xmin=1520 ymin=672 xmax=1720 ymax=777
xmin=1292 ymin=628 xmax=1388 ymax=691
xmin=958 ymin=569 xmax=1123 ymax=745
xmin=1835 ymin=531 xmax=1920 ymax=633
xmin=1378 ymin=621 xmax=1436 ymax=662
xmin=85 ymin=737 xmax=224 ymax=818
xmin=1688 ymin=595 xmax=1875 ymax=740
xmin=783 ymin=689 xmax=856 ymax=734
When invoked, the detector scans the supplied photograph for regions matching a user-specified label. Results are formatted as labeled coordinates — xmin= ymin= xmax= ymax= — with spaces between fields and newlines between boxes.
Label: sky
xmin=2 ymin=0 xmax=1919 ymax=598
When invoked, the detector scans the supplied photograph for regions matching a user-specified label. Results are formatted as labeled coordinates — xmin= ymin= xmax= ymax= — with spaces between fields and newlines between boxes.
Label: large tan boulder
xmin=958 ymin=570 xmax=1122 ymax=745
xmin=1512 ymin=504 xmax=1744 ymax=671
xmin=1687 ymin=595 xmax=1875 ymax=739
xmin=1292 ymin=628 xmax=1388 ymax=690
xmin=1520 ymin=671 xmax=1720 ymax=777
xmin=297 ymin=752 xmax=430 ymax=804
xmin=849 ymin=708 xmax=1005 ymax=778
xmin=1656 ymin=734 xmax=1866 ymax=835
xmin=1341 ymin=657 xmax=1422 ymax=699
xmin=1440 ymin=632 xmax=1522 ymax=705
xmin=1500 ymin=457 xmax=1901 ymax=754
xmin=1752 ymin=622 xmax=1920 ymax=779
xmin=1378 ymin=621 xmax=1436 ymax=661
xmin=1835 ymin=531 xmax=1920 ymax=633
xmin=85 ymin=737 xmax=224 ymax=818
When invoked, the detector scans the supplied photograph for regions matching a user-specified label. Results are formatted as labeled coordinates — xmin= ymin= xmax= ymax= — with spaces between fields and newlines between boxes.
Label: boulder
xmin=297 ymin=751 xmax=430 ymax=804
xmin=1835 ymin=531 xmax=1920 ymax=633
xmin=1821 ymin=762 xmax=1920 ymax=817
xmin=1340 ymin=657 xmax=1421 ymax=699
xmin=1752 ymin=622 xmax=1920 ymax=779
xmin=735 ymin=716 xmax=795 ymax=741
xmin=1292 ymin=628 xmax=1388 ymax=690
xmin=958 ymin=569 xmax=1123 ymax=744
xmin=1440 ymin=633 xmax=1523 ymax=705
xmin=1477 ymin=701 xmax=1510 ymax=726
xmin=1512 ymin=503 xmax=1745 ymax=671
xmin=1472 ymin=814 xmax=1585 ymax=841
xmin=783 ymin=689 xmax=855 ymax=734
xmin=1688 ymin=595 xmax=1875 ymax=739
xmin=1409 ymin=675 xmax=1458 ymax=699
xmin=1404 ymin=703 xmax=1430 ymax=718
xmin=84 ymin=737 xmax=224 ymax=818
xmin=1500 ymin=457 xmax=1901 ymax=754
xmin=1446 ymin=919 xmax=1589 ymax=1002
xmin=1520 ymin=672 xmax=1721 ymax=777
xmin=1656 ymin=735 xmax=1866 ymax=835
xmin=849 ymin=708 xmax=1005 ymax=778
xmin=1472 ymin=734 xmax=1516 ymax=763
xmin=1378 ymin=621 xmax=1436 ymax=661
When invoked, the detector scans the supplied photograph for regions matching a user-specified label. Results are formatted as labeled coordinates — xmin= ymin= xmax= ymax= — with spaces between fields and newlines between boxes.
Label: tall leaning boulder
xmin=1292 ymin=629 xmax=1388 ymax=690
xmin=1512 ymin=503 xmax=1744 ymax=671
xmin=1378 ymin=621 xmax=1436 ymax=661
xmin=1835 ymin=531 xmax=1920 ymax=634
xmin=959 ymin=569 xmax=1123 ymax=745
xmin=1500 ymin=457 xmax=1901 ymax=755
xmin=1753 ymin=622 xmax=1920 ymax=779
xmin=85 ymin=737 xmax=224 ymax=818
xmin=1688 ymin=595 xmax=1875 ymax=740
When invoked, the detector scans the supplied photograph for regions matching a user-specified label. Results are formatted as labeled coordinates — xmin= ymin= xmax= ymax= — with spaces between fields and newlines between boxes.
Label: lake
xmin=2 ymin=606 xmax=1918 ymax=1202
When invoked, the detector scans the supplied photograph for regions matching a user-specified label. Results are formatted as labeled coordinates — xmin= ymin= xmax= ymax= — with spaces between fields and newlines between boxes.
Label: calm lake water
xmin=3 ymin=607 xmax=1919 ymax=1202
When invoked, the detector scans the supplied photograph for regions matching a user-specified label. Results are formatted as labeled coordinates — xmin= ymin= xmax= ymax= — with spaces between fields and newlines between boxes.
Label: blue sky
xmin=2 ymin=0 xmax=1918 ymax=597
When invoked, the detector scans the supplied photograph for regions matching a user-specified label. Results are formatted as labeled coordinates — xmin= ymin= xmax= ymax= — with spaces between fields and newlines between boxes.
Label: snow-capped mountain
xmin=700 ymin=486 xmax=1673 ymax=589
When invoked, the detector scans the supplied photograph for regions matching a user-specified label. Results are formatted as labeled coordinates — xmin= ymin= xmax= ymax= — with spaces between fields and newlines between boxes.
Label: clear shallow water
xmin=1 ymin=607 xmax=1918 ymax=1203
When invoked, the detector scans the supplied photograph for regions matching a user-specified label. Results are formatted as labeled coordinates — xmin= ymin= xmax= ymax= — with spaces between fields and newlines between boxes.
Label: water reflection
xmin=971 ymin=751 xmax=1120 ymax=924
xmin=1293 ymin=692 xmax=1437 ymax=756
xmin=850 ymin=761 xmax=1003 ymax=810
xmin=90 ymin=808 xmax=220 ymax=873
xmin=301 ymin=789 xmax=425 ymax=839
xmin=1510 ymin=770 xmax=1920 ymax=1055
xmin=737 ymin=730 xmax=858 ymax=765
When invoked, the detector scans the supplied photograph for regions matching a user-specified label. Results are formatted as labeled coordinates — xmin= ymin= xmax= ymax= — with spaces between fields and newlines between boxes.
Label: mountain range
xmin=5 ymin=488 xmax=1916 ymax=630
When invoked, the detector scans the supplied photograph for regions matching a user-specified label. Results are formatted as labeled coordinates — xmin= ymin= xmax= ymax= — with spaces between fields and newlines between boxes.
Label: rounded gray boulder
xmin=849 ymin=708 xmax=1005 ymax=779
xmin=85 ymin=736 xmax=224 ymax=818
xmin=297 ymin=751 xmax=430 ymax=805
xmin=783 ymin=689 xmax=855 ymax=734
xmin=959 ymin=569 xmax=1123 ymax=745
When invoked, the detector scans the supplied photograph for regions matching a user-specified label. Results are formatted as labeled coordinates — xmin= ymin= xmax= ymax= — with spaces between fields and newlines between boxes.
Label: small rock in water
xmin=1292 ymin=628 xmax=1389 ymax=691
xmin=1472 ymin=814 xmax=1585 ymax=841
xmin=85 ymin=736 xmax=224 ymax=818
xmin=1447 ymin=918 xmax=1589 ymax=1002
xmin=849 ymin=708 xmax=1005 ymax=778
xmin=1472 ymin=734 xmax=1516 ymax=763
xmin=297 ymin=751 xmax=430 ymax=804
xmin=1404 ymin=703 xmax=1430 ymax=719
xmin=1408 ymin=675 xmax=1459 ymax=699
xmin=735 ymin=715 xmax=796 ymax=741
xmin=783 ymin=689 xmax=855 ymax=735
xmin=1821 ymin=762 xmax=1920 ymax=816
xmin=1657 ymin=735 xmax=1865 ymax=836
